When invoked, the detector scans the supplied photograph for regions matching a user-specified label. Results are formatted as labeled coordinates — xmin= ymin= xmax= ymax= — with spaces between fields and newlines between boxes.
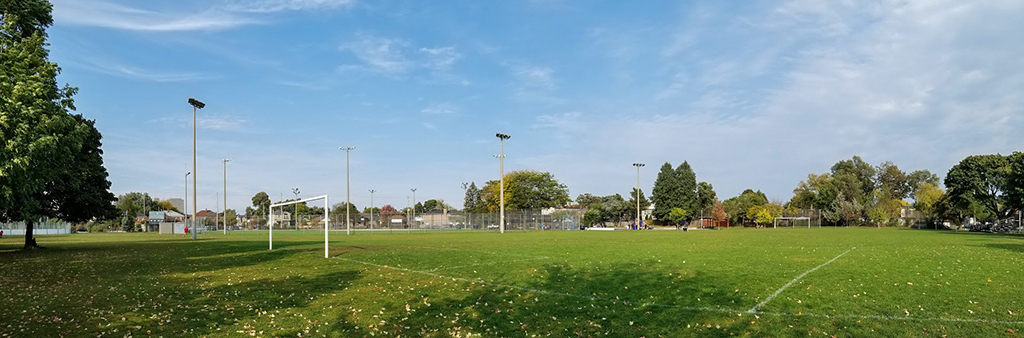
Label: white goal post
xmin=269 ymin=195 xmax=330 ymax=258
xmin=774 ymin=216 xmax=811 ymax=228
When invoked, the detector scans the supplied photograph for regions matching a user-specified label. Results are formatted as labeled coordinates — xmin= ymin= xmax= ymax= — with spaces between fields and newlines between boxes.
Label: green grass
xmin=1 ymin=228 xmax=1023 ymax=337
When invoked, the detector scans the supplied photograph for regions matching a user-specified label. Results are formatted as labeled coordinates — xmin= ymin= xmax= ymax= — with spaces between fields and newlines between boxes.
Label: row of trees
xmin=650 ymin=162 xmax=718 ymax=225
xmin=463 ymin=170 xmax=572 ymax=212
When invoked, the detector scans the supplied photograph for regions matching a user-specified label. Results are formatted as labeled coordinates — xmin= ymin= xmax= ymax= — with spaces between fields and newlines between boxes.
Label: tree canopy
xmin=1 ymin=2 xmax=115 ymax=248
xmin=480 ymin=171 xmax=570 ymax=211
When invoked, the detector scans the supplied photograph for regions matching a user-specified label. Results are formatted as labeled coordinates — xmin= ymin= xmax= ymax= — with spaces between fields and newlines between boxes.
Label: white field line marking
xmin=333 ymin=254 xmax=1024 ymax=325
xmin=747 ymin=247 xmax=855 ymax=313
xmin=429 ymin=256 xmax=550 ymax=272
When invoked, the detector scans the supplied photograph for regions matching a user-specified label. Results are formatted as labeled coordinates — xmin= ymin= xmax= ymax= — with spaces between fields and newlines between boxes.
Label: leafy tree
xmin=1005 ymin=152 xmax=1024 ymax=213
xmin=582 ymin=207 xmax=603 ymax=226
xmin=944 ymin=154 xmax=1011 ymax=221
xmin=480 ymin=171 xmax=570 ymax=210
xmin=823 ymin=192 xmax=863 ymax=226
xmin=600 ymin=194 xmax=628 ymax=225
xmin=712 ymin=199 xmax=727 ymax=223
xmin=651 ymin=162 xmax=680 ymax=222
xmin=223 ymin=209 xmax=238 ymax=226
xmin=789 ymin=173 xmax=833 ymax=210
xmin=867 ymin=190 xmax=904 ymax=227
xmin=626 ymin=188 xmax=650 ymax=214
xmin=379 ymin=204 xmax=397 ymax=222
xmin=722 ymin=189 xmax=768 ymax=226
xmin=331 ymin=202 xmax=359 ymax=223
xmin=748 ymin=201 xmax=782 ymax=227
xmin=696 ymin=182 xmax=716 ymax=215
xmin=876 ymin=161 xmax=910 ymax=200
xmin=1 ymin=0 xmax=115 ymax=249
xmin=830 ymin=156 xmax=876 ymax=205
xmin=914 ymin=182 xmax=944 ymax=227
xmin=908 ymin=170 xmax=940 ymax=195
xmin=251 ymin=192 xmax=270 ymax=218
xmin=667 ymin=208 xmax=689 ymax=227
xmin=575 ymin=193 xmax=602 ymax=208
xmin=154 ymin=200 xmax=178 ymax=212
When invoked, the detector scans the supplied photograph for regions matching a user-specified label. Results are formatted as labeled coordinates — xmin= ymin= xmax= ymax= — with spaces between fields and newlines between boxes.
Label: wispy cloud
xmin=339 ymin=33 xmax=413 ymax=74
xmin=152 ymin=114 xmax=247 ymax=131
xmin=224 ymin=0 xmax=357 ymax=13
xmin=70 ymin=58 xmax=212 ymax=82
xmin=421 ymin=102 xmax=460 ymax=115
xmin=509 ymin=64 xmax=562 ymax=104
xmin=51 ymin=0 xmax=357 ymax=32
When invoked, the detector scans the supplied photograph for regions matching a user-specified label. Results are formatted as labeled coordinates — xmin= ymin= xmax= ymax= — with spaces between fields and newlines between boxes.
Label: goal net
xmin=774 ymin=217 xmax=811 ymax=228
xmin=269 ymin=195 xmax=330 ymax=258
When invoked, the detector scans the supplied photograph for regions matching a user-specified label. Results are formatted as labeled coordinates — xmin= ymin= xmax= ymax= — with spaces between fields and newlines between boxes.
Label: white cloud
xmin=51 ymin=0 xmax=357 ymax=31
xmin=420 ymin=47 xmax=462 ymax=70
xmin=421 ymin=103 xmax=459 ymax=115
xmin=339 ymin=33 xmax=414 ymax=74
xmin=225 ymin=0 xmax=357 ymax=13
xmin=514 ymin=66 xmax=555 ymax=90
xmin=70 ymin=58 xmax=212 ymax=82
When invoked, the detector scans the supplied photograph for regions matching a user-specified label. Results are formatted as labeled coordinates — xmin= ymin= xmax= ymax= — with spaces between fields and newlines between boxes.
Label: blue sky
xmin=47 ymin=0 xmax=1024 ymax=213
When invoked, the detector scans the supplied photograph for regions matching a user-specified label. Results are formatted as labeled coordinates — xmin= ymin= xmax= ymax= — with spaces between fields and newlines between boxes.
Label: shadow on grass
xmin=357 ymin=260 xmax=759 ymax=337
xmin=0 ymin=235 xmax=365 ymax=337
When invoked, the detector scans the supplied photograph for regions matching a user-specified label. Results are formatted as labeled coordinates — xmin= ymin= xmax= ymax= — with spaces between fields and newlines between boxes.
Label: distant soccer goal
xmin=269 ymin=195 xmax=330 ymax=258
xmin=774 ymin=216 xmax=812 ymax=228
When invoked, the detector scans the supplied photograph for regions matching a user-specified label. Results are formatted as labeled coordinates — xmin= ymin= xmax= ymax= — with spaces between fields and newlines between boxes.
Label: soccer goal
xmin=269 ymin=195 xmax=331 ymax=258
xmin=774 ymin=216 xmax=812 ymax=228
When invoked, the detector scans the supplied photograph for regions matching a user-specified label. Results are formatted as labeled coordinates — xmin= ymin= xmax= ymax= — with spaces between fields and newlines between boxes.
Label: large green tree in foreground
xmin=1 ymin=0 xmax=114 ymax=249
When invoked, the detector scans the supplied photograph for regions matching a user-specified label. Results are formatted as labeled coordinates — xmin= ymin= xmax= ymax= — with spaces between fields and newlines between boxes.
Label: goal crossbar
xmin=774 ymin=216 xmax=812 ymax=228
xmin=269 ymin=195 xmax=330 ymax=258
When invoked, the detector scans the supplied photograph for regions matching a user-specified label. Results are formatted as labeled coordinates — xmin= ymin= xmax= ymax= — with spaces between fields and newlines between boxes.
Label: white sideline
xmin=334 ymin=252 xmax=1024 ymax=325
xmin=746 ymin=247 xmax=855 ymax=313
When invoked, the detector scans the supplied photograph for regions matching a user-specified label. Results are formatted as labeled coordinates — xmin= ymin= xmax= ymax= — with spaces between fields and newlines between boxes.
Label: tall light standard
xmin=188 ymin=97 xmax=204 ymax=240
xmin=292 ymin=188 xmax=300 ymax=230
xmin=410 ymin=188 xmax=417 ymax=228
xmin=222 ymin=158 xmax=231 ymax=234
xmin=633 ymin=163 xmax=645 ymax=229
xmin=368 ymin=189 xmax=377 ymax=230
xmin=340 ymin=147 xmax=356 ymax=235
xmin=495 ymin=133 xmax=510 ymax=233
xmin=184 ymin=172 xmax=190 ymax=232
xmin=461 ymin=182 xmax=470 ymax=230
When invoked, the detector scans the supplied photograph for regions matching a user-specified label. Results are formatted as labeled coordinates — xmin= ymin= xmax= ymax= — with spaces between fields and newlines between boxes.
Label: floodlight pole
xmin=184 ymin=172 xmax=190 ymax=232
xmin=188 ymin=97 xmax=204 ymax=240
xmin=495 ymin=133 xmax=510 ymax=233
xmin=292 ymin=188 xmax=300 ymax=230
xmin=411 ymin=188 xmax=417 ymax=229
xmin=368 ymin=189 xmax=376 ymax=230
xmin=223 ymin=158 xmax=231 ymax=234
xmin=633 ymin=163 xmax=644 ymax=229
xmin=461 ymin=182 xmax=470 ymax=230
xmin=340 ymin=147 xmax=356 ymax=235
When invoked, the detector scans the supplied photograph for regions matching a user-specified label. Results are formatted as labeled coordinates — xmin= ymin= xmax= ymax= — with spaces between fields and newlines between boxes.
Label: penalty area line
xmin=747 ymin=247 xmax=855 ymax=313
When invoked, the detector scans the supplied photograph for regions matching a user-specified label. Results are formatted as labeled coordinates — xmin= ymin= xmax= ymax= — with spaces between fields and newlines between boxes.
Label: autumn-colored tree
xmin=712 ymin=198 xmax=727 ymax=223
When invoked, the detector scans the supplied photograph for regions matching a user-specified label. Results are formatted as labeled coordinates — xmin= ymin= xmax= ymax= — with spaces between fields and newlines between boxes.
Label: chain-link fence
xmin=238 ymin=209 xmax=585 ymax=233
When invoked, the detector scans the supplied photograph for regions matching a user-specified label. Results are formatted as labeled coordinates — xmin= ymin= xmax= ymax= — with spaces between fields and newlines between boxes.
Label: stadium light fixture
xmin=188 ymin=98 xmax=205 ymax=240
xmin=495 ymin=133 xmax=510 ymax=233
xmin=340 ymin=147 xmax=356 ymax=235
xmin=633 ymin=163 xmax=645 ymax=229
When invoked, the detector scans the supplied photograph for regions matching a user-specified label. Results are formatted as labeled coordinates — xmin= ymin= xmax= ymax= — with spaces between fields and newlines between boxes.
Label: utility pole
xmin=223 ymin=158 xmax=231 ymax=234
xmin=411 ymin=188 xmax=417 ymax=229
xmin=633 ymin=163 xmax=644 ymax=229
xmin=495 ymin=133 xmax=510 ymax=233
xmin=461 ymin=182 xmax=470 ymax=230
xmin=340 ymin=147 xmax=356 ymax=235
xmin=187 ymin=98 xmax=205 ymax=240
xmin=368 ymin=189 xmax=376 ymax=231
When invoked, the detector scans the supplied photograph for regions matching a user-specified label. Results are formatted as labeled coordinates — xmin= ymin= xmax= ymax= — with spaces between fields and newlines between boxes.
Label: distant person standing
xmin=0 ymin=229 xmax=4 ymax=239
xmin=184 ymin=226 xmax=189 ymax=237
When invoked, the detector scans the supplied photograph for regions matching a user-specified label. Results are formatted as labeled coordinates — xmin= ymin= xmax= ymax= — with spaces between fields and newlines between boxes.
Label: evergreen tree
xmin=676 ymin=161 xmax=698 ymax=221
xmin=651 ymin=162 xmax=680 ymax=221
xmin=463 ymin=182 xmax=481 ymax=212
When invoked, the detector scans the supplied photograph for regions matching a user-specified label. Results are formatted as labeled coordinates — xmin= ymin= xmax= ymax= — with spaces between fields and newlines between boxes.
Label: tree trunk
xmin=22 ymin=218 xmax=42 ymax=250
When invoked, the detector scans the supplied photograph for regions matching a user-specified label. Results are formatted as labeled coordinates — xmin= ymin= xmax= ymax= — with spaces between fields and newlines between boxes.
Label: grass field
xmin=2 ymin=228 xmax=1023 ymax=337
